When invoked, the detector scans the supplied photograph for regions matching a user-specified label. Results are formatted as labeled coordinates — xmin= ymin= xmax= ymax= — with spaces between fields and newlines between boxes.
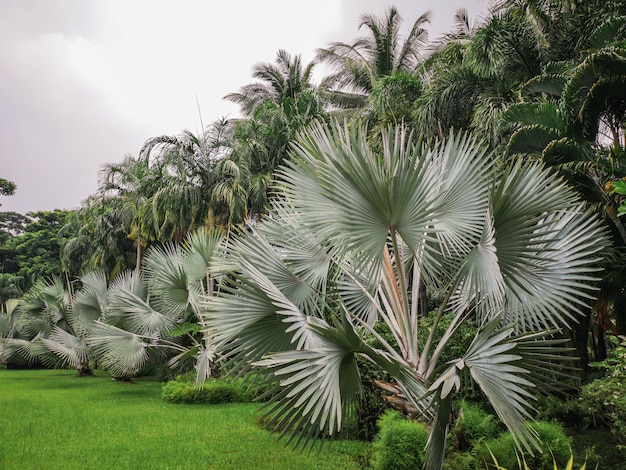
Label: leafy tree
xmin=0 ymin=211 xmax=70 ymax=293
xmin=206 ymin=121 xmax=607 ymax=470
xmin=224 ymin=49 xmax=323 ymax=118
xmin=225 ymin=50 xmax=330 ymax=218
xmin=416 ymin=9 xmax=540 ymax=146
xmin=0 ymin=178 xmax=16 ymax=207
xmin=61 ymin=197 xmax=136 ymax=278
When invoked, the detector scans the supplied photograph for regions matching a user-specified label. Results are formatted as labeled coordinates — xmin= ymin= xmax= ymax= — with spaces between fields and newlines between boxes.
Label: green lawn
xmin=0 ymin=369 xmax=369 ymax=469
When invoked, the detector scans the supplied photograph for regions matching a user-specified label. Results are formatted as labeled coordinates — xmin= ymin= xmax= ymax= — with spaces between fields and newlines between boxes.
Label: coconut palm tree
xmin=416 ymin=9 xmax=540 ymax=146
xmin=204 ymin=121 xmax=607 ymax=470
xmin=224 ymin=49 xmax=323 ymax=117
xmin=316 ymin=6 xmax=431 ymax=111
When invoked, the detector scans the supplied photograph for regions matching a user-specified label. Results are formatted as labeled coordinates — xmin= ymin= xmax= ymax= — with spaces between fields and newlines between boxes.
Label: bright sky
xmin=0 ymin=0 xmax=491 ymax=214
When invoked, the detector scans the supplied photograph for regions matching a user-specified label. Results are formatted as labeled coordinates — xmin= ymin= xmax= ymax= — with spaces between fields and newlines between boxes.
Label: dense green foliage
xmin=474 ymin=421 xmax=572 ymax=470
xmin=372 ymin=411 xmax=430 ymax=470
xmin=580 ymin=339 xmax=626 ymax=446
xmin=0 ymin=210 xmax=69 ymax=298
xmin=161 ymin=374 xmax=259 ymax=405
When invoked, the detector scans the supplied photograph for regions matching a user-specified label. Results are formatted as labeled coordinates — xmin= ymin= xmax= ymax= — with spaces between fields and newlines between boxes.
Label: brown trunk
xmin=615 ymin=296 xmax=626 ymax=336
xmin=135 ymin=239 xmax=143 ymax=274
xmin=571 ymin=308 xmax=591 ymax=379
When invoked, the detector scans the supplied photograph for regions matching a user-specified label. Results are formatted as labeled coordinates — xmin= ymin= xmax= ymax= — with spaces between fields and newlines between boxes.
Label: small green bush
xmin=474 ymin=421 xmax=572 ymax=470
xmin=161 ymin=377 xmax=247 ymax=404
xmin=579 ymin=340 xmax=626 ymax=446
xmin=371 ymin=410 xmax=429 ymax=470
xmin=536 ymin=394 xmax=588 ymax=430
xmin=451 ymin=401 xmax=501 ymax=452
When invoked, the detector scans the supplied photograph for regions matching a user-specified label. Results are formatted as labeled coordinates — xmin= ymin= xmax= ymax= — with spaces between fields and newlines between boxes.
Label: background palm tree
xmin=316 ymin=6 xmax=431 ymax=112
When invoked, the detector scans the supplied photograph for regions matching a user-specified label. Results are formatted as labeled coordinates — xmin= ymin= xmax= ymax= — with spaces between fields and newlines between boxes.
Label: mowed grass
xmin=0 ymin=369 xmax=369 ymax=469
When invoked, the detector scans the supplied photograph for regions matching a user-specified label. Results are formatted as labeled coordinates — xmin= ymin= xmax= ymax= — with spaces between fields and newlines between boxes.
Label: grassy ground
xmin=0 ymin=369 xmax=369 ymax=470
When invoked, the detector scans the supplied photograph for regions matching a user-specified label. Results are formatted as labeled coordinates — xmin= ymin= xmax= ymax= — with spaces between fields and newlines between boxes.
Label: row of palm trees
xmin=1 ymin=228 xmax=224 ymax=382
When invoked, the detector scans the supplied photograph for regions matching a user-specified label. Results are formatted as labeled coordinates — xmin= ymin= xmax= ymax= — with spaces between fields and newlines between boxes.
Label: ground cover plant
xmin=0 ymin=369 xmax=368 ymax=470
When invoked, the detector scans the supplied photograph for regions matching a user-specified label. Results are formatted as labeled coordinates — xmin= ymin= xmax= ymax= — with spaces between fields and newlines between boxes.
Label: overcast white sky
xmin=1 ymin=0 xmax=491 ymax=214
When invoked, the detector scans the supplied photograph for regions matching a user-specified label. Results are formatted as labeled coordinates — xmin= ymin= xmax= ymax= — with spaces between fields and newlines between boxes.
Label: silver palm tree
xmin=204 ymin=121 xmax=608 ymax=470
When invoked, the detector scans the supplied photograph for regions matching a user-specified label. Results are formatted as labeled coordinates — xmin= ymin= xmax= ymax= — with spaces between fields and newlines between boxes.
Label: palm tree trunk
xmin=571 ymin=308 xmax=591 ymax=378
xmin=135 ymin=239 xmax=143 ymax=274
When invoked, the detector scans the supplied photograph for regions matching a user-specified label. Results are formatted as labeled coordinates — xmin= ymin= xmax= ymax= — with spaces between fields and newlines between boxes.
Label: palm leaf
xmin=109 ymin=288 xmax=176 ymax=336
xmin=143 ymin=243 xmax=191 ymax=317
xmin=40 ymin=326 xmax=89 ymax=370
xmin=463 ymin=319 xmax=540 ymax=455
xmin=88 ymin=321 xmax=150 ymax=378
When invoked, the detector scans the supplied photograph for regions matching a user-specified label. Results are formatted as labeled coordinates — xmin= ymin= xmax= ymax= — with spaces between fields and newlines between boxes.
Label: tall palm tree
xmin=224 ymin=50 xmax=329 ymax=218
xmin=416 ymin=9 xmax=540 ymax=145
xmin=224 ymin=49 xmax=322 ymax=117
xmin=205 ymin=121 xmax=607 ymax=470
xmin=316 ymin=6 xmax=431 ymax=110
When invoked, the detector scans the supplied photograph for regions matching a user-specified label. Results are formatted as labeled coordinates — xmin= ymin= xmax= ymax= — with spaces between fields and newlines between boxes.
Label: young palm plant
xmin=205 ymin=121 xmax=608 ymax=470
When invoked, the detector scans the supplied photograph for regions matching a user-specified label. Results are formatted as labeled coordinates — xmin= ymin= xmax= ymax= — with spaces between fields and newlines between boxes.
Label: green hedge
xmin=161 ymin=375 xmax=259 ymax=405
xmin=473 ymin=421 xmax=572 ymax=470
xmin=371 ymin=410 xmax=429 ymax=470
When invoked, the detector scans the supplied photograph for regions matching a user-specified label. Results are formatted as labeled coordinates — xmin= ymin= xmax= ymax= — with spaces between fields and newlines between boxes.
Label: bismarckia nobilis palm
xmin=204 ymin=121 xmax=607 ymax=470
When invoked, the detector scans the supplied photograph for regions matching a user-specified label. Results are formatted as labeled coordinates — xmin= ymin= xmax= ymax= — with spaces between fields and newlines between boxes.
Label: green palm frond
xmin=502 ymin=205 xmax=606 ymax=331
xmin=588 ymin=16 xmax=626 ymax=50
xmin=143 ymin=243 xmax=190 ymax=318
xmin=40 ymin=327 xmax=89 ymax=370
xmin=0 ymin=337 xmax=48 ymax=367
xmin=88 ymin=321 xmax=150 ymax=378
xmin=74 ymin=270 xmax=109 ymax=322
xmin=502 ymin=101 xmax=567 ymax=131
xmin=206 ymin=254 xmax=323 ymax=363
xmin=521 ymin=73 xmax=567 ymax=99
xmin=254 ymin=316 xmax=364 ymax=448
xmin=492 ymin=161 xmax=606 ymax=331
xmin=183 ymin=227 xmax=228 ymax=284
xmin=463 ymin=319 xmax=539 ymax=455
xmin=109 ymin=288 xmax=176 ymax=337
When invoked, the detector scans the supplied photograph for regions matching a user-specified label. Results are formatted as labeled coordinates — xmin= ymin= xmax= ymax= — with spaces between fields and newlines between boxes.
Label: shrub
xmin=451 ymin=401 xmax=501 ymax=452
xmin=474 ymin=421 xmax=572 ymax=470
xmin=371 ymin=410 xmax=429 ymax=470
xmin=161 ymin=375 xmax=256 ymax=405
xmin=579 ymin=340 xmax=626 ymax=446
xmin=536 ymin=394 xmax=588 ymax=430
